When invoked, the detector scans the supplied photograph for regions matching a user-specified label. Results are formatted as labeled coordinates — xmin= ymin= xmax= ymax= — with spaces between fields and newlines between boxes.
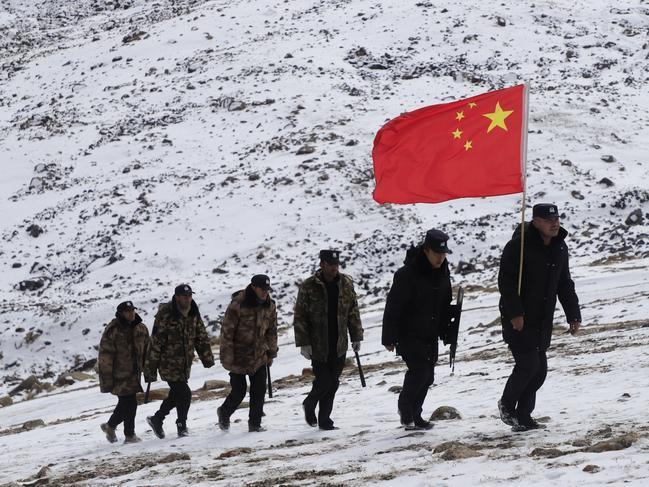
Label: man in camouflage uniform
xmin=217 ymin=274 xmax=278 ymax=432
xmin=293 ymin=250 xmax=363 ymax=430
xmin=144 ymin=284 xmax=214 ymax=438
xmin=98 ymin=300 xmax=150 ymax=443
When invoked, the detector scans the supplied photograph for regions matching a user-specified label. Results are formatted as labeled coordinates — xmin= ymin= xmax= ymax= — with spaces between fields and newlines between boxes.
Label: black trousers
xmin=108 ymin=394 xmax=137 ymax=436
xmin=156 ymin=381 xmax=192 ymax=424
xmin=303 ymin=354 xmax=346 ymax=427
xmin=219 ymin=365 xmax=267 ymax=426
xmin=501 ymin=348 xmax=548 ymax=421
xmin=398 ymin=357 xmax=435 ymax=423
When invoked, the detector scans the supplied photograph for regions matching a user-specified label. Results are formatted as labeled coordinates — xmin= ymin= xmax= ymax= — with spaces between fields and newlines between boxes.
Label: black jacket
xmin=382 ymin=245 xmax=452 ymax=362
xmin=498 ymin=222 xmax=581 ymax=351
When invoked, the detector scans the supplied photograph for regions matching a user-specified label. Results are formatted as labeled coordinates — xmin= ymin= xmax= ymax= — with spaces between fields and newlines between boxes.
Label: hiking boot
xmin=248 ymin=423 xmax=266 ymax=433
xmin=318 ymin=423 xmax=338 ymax=431
xmin=147 ymin=415 xmax=165 ymax=439
xmin=124 ymin=434 xmax=142 ymax=444
xmin=413 ymin=418 xmax=434 ymax=430
xmin=217 ymin=407 xmax=230 ymax=431
xmin=302 ymin=404 xmax=317 ymax=427
xmin=498 ymin=399 xmax=518 ymax=427
xmin=100 ymin=423 xmax=117 ymax=443
xmin=176 ymin=421 xmax=188 ymax=437
xmin=517 ymin=417 xmax=546 ymax=430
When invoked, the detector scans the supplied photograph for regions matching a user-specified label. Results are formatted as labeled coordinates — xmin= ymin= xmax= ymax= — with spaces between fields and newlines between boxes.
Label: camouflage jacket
xmin=293 ymin=270 xmax=363 ymax=362
xmin=98 ymin=315 xmax=150 ymax=396
xmin=143 ymin=298 xmax=215 ymax=382
xmin=220 ymin=286 xmax=278 ymax=375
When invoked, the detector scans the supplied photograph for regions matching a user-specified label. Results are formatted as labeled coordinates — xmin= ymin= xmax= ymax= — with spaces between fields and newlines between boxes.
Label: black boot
xmin=176 ymin=420 xmax=188 ymax=437
xmin=302 ymin=404 xmax=317 ymax=427
xmin=147 ymin=415 xmax=165 ymax=439
xmin=217 ymin=407 xmax=230 ymax=431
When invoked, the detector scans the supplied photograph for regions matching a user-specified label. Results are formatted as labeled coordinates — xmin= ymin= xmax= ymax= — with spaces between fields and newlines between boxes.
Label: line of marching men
xmin=98 ymin=203 xmax=581 ymax=443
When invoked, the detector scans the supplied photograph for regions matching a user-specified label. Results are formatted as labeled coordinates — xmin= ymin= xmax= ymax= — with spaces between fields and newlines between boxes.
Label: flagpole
xmin=517 ymin=83 xmax=530 ymax=296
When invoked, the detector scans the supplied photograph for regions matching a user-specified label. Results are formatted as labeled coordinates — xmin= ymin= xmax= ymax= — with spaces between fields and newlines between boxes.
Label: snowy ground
xmin=1 ymin=0 xmax=649 ymax=485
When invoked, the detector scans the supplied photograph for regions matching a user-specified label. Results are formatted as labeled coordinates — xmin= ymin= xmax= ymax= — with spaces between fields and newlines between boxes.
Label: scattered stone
xmin=296 ymin=145 xmax=315 ymax=155
xmin=496 ymin=16 xmax=506 ymax=26
xmin=18 ymin=278 xmax=47 ymax=292
xmin=530 ymin=447 xmax=565 ymax=458
xmin=217 ymin=447 xmax=253 ymax=459
xmin=9 ymin=375 xmax=41 ymax=396
xmin=601 ymin=155 xmax=616 ymax=163
xmin=0 ymin=396 xmax=13 ymax=407
xmin=434 ymin=441 xmax=481 ymax=460
xmin=430 ymin=406 xmax=462 ymax=421
xmin=583 ymin=464 xmax=601 ymax=473
xmin=22 ymin=419 xmax=45 ymax=431
xmin=625 ymin=209 xmax=643 ymax=226
xmin=122 ymin=30 xmax=147 ymax=43
xmin=571 ymin=190 xmax=585 ymax=200
xmin=202 ymin=380 xmax=229 ymax=391
xmin=26 ymin=224 xmax=44 ymax=237
xmin=457 ymin=261 xmax=476 ymax=275
xmin=368 ymin=63 xmax=388 ymax=70
xmin=598 ymin=177 xmax=614 ymax=187
xmin=585 ymin=433 xmax=638 ymax=453
xmin=388 ymin=385 xmax=402 ymax=393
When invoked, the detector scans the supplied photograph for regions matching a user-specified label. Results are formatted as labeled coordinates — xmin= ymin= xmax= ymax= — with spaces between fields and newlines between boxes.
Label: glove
xmin=352 ymin=341 xmax=361 ymax=352
xmin=143 ymin=373 xmax=156 ymax=383
xmin=300 ymin=345 xmax=312 ymax=360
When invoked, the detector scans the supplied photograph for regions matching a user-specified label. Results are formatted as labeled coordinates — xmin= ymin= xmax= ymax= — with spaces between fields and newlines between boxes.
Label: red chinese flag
xmin=372 ymin=84 xmax=527 ymax=204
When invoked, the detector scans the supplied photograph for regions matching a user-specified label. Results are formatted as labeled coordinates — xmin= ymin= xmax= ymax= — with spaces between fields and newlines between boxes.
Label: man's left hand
xmin=569 ymin=321 xmax=581 ymax=335
xmin=352 ymin=341 xmax=361 ymax=353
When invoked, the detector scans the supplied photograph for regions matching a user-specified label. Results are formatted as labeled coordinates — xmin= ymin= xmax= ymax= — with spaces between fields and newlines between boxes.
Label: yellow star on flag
xmin=468 ymin=102 xmax=477 ymax=108
xmin=452 ymin=128 xmax=462 ymax=139
xmin=483 ymin=102 xmax=513 ymax=133
xmin=464 ymin=140 xmax=472 ymax=151
xmin=455 ymin=111 xmax=465 ymax=121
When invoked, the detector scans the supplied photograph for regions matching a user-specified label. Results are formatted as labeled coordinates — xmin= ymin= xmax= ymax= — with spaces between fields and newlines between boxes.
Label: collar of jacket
xmin=513 ymin=222 xmax=568 ymax=247
xmin=403 ymin=244 xmax=450 ymax=277
xmin=237 ymin=285 xmax=271 ymax=308
xmin=314 ymin=269 xmax=340 ymax=286
xmin=170 ymin=296 xmax=200 ymax=318
xmin=114 ymin=313 xmax=143 ymax=326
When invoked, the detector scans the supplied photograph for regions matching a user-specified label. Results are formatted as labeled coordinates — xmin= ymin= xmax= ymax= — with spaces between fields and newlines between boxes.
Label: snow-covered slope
xmin=1 ymin=0 xmax=649 ymax=484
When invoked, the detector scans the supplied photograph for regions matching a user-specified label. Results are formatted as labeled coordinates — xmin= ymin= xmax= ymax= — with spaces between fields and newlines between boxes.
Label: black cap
xmin=533 ymin=203 xmax=559 ymax=219
xmin=174 ymin=284 xmax=194 ymax=296
xmin=423 ymin=229 xmax=452 ymax=254
xmin=116 ymin=301 xmax=136 ymax=313
xmin=251 ymin=274 xmax=272 ymax=291
xmin=319 ymin=249 xmax=340 ymax=265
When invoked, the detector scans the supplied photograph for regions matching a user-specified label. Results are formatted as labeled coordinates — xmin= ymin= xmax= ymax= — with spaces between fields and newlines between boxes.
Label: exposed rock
xmin=296 ymin=145 xmax=315 ymax=155
xmin=598 ymin=177 xmax=614 ymax=187
xmin=457 ymin=261 xmax=476 ymax=275
xmin=9 ymin=375 xmax=41 ymax=396
xmin=583 ymin=464 xmax=601 ymax=473
xmin=625 ymin=209 xmax=643 ymax=226
xmin=434 ymin=441 xmax=481 ymax=460
xmin=301 ymin=368 xmax=313 ymax=376
xmin=388 ymin=385 xmax=402 ymax=393
xmin=0 ymin=396 xmax=13 ymax=407
xmin=122 ymin=30 xmax=147 ymax=43
xmin=202 ymin=380 xmax=229 ymax=391
xmin=585 ymin=433 xmax=638 ymax=453
xmin=530 ymin=447 xmax=565 ymax=458
xmin=430 ymin=406 xmax=462 ymax=421
xmin=26 ymin=224 xmax=44 ymax=237
xmin=144 ymin=388 xmax=170 ymax=402
xmin=17 ymin=278 xmax=47 ymax=292
xmin=22 ymin=419 xmax=45 ymax=431
xmin=217 ymin=447 xmax=253 ymax=459
xmin=601 ymin=154 xmax=616 ymax=163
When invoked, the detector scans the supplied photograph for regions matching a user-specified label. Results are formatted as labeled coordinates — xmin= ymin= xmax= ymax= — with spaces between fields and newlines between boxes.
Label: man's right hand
xmin=300 ymin=345 xmax=312 ymax=360
xmin=511 ymin=316 xmax=524 ymax=331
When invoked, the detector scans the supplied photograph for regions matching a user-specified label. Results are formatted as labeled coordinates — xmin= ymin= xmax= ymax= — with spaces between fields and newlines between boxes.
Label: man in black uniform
xmin=498 ymin=203 xmax=581 ymax=431
xmin=382 ymin=229 xmax=453 ymax=430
